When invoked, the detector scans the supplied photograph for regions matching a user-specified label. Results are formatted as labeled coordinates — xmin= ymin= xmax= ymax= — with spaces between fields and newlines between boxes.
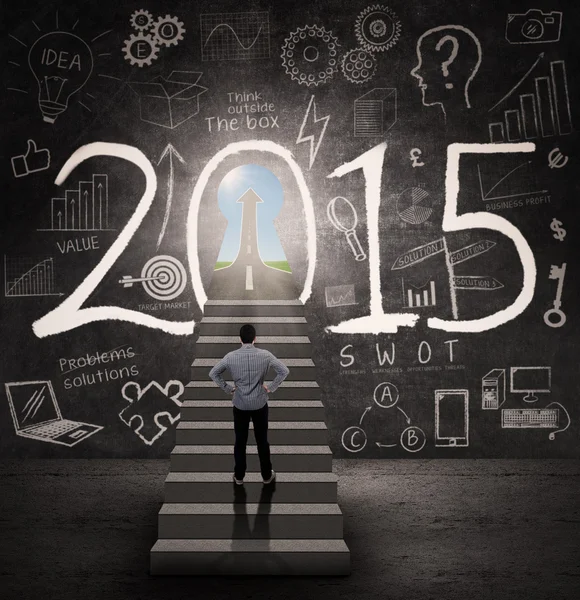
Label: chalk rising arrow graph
xmin=156 ymin=143 xmax=186 ymax=250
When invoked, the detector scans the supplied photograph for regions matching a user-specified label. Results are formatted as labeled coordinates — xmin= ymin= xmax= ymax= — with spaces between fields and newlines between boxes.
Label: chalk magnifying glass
xmin=327 ymin=196 xmax=367 ymax=261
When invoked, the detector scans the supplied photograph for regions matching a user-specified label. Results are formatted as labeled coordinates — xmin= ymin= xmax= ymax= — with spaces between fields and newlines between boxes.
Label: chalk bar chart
xmin=489 ymin=60 xmax=572 ymax=141
xmin=40 ymin=174 xmax=109 ymax=232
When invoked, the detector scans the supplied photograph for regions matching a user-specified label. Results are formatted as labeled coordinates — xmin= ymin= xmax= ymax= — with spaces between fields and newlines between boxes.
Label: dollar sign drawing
xmin=550 ymin=218 xmax=566 ymax=241
xmin=409 ymin=148 xmax=424 ymax=168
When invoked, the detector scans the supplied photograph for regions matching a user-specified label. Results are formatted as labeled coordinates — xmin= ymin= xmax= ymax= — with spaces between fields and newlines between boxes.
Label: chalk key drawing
xmin=4 ymin=256 xmax=62 ymax=297
xmin=396 ymin=186 xmax=432 ymax=224
xmin=5 ymin=380 xmax=103 ymax=446
xmin=402 ymin=279 xmax=436 ymax=309
xmin=11 ymin=140 xmax=51 ymax=178
xmin=505 ymin=10 xmax=562 ymax=44
xmin=481 ymin=368 xmax=506 ymax=410
xmin=411 ymin=25 xmax=482 ymax=120
xmin=281 ymin=24 xmax=340 ymax=87
xmin=341 ymin=48 xmax=377 ymax=84
xmin=123 ymin=11 xmax=185 ymax=67
xmin=39 ymin=173 xmax=110 ymax=232
xmin=488 ymin=59 xmax=572 ymax=141
xmin=354 ymin=88 xmax=397 ymax=136
xmin=200 ymin=11 xmax=270 ymax=61
xmin=477 ymin=160 xmax=548 ymax=202
xmin=510 ymin=366 xmax=551 ymax=403
xmin=325 ymin=284 xmax=356 ymax=308
xmin=550 ymin=218 xmax=566 ymax=242
xmin=129 ymin=71 xmax=207 ymax=129
xmin=327 ymin=196 xmax=367 ymax=261
xmin=409 ymin=148 xmax=424 ymax=167
xmin=119 ymin=255 xmax=187 ymax=301
xmin=296 ymin=95 xmax=330 ymax=170
xmin=543 ymin=263 xmax=566 ymax=328
xmin=435 ymin=389 xmax=469 ymax=447
xmin=548 ymin=147 xmax=568 ymax=169
xmin=119 ymin=380 xmax=184 ymax=445
xmin=355 ymin=5 xmax=401 ymax=53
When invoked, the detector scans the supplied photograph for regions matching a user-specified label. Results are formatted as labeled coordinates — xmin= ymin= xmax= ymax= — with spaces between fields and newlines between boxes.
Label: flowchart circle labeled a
xmin=373 ymin=381 xmax=399 ymax=408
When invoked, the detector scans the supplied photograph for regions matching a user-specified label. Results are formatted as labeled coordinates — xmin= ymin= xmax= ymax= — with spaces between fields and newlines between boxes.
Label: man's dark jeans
xmin=233 ymin=403 xmax=272 ymax=480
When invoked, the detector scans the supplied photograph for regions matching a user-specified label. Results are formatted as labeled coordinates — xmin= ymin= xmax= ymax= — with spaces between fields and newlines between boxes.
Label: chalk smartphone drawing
xmin=435 ymin=389 xmax=469 ymax=447
xmin=5 ymin=381 xmax=103 ymax=446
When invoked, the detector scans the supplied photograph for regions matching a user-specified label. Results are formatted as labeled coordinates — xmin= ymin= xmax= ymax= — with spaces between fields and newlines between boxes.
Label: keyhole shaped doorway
xmin=208 ymin=164 xmax=300 ymax=301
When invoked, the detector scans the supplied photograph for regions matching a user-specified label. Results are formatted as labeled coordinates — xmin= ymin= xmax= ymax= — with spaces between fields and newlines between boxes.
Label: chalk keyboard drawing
xmin=200 ymin=12 xmax=270 ymax=61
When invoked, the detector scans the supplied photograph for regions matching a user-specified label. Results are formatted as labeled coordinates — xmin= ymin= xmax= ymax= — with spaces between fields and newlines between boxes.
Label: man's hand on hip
xmin=263 ymin=384 xmax=270 ymax=393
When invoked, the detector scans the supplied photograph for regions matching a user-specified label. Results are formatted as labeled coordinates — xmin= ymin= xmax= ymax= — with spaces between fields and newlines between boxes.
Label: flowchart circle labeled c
xmin=342 ymin=425 xmax=367 ymax=452
xmin=141 ymin=255 xmax=187 ymax=301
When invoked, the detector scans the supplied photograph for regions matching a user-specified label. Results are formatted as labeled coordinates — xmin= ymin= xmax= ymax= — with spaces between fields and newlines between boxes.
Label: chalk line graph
xmin=200 ymin=12 xmax=270 ymax=61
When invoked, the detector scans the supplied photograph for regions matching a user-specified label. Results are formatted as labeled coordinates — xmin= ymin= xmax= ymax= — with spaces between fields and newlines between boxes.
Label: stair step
xmin=180 ymin=400 xmax=325 ymax=421
xmin=170 ymin=444 xmax=333 ymax=472
xmin=195 ymin=336 xmax=311 ymax=358
xmin=158 ymin=503 xmax=343 ymax=539
xmin=150 ymin=538 xmax=351 ymax=575
xmin=176 ymin=421 xmax=328 ymax=445
xmin=199 ymin=316 xmax=309 ymax=336
xmin=203 ymin=300 xmax=305 ymax=317
xmin=191 ymin=358 xmax=316 ymax=382
xmin=183 ymin=381 xmax=320 ymax=400
xmin=164 ymin=472 xmax=338 ymax=503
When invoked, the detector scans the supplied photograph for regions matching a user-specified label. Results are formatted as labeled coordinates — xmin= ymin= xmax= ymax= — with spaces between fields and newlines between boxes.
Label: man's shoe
xmin=233 ymin=474 xmax=244 ymax=485
xmin=262 ymin=470 xmax=276 ymax=484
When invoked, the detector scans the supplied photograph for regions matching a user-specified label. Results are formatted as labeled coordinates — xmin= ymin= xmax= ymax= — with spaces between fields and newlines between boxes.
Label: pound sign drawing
xmin=409 ymin=148 xmax=425 ymax=168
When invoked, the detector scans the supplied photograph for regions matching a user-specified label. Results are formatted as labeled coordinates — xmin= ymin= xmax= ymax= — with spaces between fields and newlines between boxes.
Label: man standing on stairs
xmin=209 ymin=324 xmax=290 ymax=487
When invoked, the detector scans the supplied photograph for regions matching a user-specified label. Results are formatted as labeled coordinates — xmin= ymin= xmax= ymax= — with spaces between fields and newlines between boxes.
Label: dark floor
xmin=1 ymin=459 xmax=579 ymax=600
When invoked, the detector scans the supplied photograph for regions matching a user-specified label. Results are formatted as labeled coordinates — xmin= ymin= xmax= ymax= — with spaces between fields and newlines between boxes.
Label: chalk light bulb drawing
xmin=28 ymin=32 xmax=94 ymax=124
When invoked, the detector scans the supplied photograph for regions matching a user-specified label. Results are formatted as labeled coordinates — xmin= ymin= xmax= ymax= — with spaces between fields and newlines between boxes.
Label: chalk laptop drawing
xmin=5 ymin=380 xmax=103 ymax=446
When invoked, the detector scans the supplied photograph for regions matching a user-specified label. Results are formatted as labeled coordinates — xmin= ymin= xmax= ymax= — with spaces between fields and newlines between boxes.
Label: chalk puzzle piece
xmin=119 ymin=380 xmax=184 ymax=445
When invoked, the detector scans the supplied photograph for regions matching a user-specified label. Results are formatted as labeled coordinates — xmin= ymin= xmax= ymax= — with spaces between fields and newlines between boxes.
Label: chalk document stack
xmin=150 ymin=299 xmax=350 ymax=575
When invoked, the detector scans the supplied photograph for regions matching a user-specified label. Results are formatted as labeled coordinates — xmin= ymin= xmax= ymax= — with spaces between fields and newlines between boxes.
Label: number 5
xmin=33 ymin=142 xmax=195 ymax=338
xmin=429 ymin=142 xmax=537 ymax=332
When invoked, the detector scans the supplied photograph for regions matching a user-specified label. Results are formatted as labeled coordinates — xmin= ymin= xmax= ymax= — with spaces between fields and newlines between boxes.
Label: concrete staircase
xmin=150 ymin=300 xmax=350 ymax=575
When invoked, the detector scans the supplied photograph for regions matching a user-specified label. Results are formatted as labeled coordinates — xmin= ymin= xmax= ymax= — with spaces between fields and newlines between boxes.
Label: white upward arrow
xmin=157 ymin=143 xmax=186 ymax=250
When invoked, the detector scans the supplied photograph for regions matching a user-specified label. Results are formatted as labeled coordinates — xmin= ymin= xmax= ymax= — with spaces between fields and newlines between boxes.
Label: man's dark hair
xmin=240 ymin=324 xmax=256 ymax=344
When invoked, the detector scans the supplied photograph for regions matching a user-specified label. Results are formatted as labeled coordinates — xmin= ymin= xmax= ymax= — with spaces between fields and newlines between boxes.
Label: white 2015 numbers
xmin=32 ymin=140 xmax=536 ymax=338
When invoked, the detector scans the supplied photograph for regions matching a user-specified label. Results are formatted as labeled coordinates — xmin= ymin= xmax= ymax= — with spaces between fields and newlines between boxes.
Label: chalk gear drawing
xmin=355 ymin=5 xmax=402 ymax=53
xmin=281 ymin=25 xmax=340 ymax=87
xmin=130 ymin=9 xmax=154 ymax=32
xmin=341 ymin=48 xmax=377 ymax=84
xmin=152 ymin=14 xmax=186 ymax=47
xmin=123 ymin=32 xmax=160 ymax=67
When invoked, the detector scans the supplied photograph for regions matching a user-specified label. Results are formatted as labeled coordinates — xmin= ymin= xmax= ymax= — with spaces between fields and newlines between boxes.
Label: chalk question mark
xmin=435 ymin=35 xmax=459 ymax=89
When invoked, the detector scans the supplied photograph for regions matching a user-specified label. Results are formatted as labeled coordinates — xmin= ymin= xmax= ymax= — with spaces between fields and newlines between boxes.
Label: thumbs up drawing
xmin=11 ymin=139 xmax=51 ymax=178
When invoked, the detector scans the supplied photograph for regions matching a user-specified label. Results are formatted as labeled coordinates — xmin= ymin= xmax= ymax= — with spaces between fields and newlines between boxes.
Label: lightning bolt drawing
xmin=296 ymin=95 xmax=330 ymax=170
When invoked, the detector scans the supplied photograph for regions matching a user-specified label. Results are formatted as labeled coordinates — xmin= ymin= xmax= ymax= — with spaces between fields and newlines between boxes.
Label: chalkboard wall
xmin=1 ymin=0 xmax=579 ymax=458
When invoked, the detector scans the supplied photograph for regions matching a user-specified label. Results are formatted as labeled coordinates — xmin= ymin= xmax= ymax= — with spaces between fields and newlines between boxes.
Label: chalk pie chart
xmin=396 ymin=187 xmax=432 ymax=225
xmin=141 ymin=255 xmax=187 ymax=301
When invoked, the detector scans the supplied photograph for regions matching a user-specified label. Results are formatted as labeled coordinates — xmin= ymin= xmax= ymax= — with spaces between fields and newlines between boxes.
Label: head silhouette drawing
xmin=410 ymin=25 xmax=482 ymax=119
